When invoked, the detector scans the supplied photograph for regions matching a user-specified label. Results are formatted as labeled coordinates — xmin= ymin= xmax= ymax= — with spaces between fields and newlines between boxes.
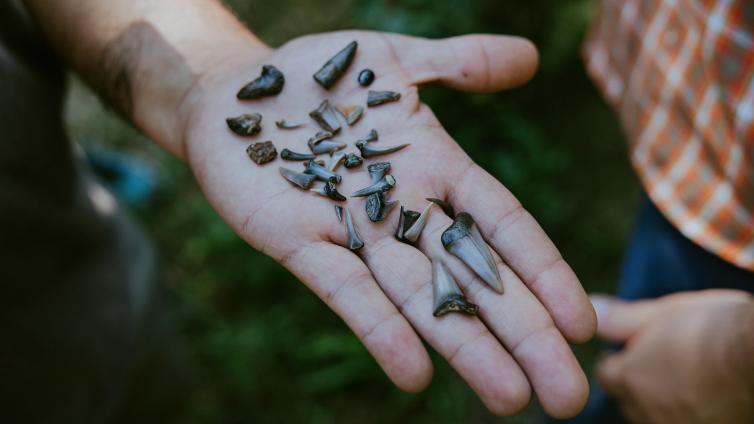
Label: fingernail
xmin=590 ymin=294 xmax=617 ymax=326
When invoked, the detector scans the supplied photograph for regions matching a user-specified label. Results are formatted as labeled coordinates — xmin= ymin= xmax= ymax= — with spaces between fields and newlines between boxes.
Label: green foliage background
xmin=65 ymin=0 xmax=639 ymax=422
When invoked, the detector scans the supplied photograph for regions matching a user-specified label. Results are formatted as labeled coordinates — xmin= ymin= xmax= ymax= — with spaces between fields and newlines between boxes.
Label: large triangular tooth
xmin=432 ymin=258 xmax=479 ymax=317
xmin=441 ymin=213 xmax=503 ymax=293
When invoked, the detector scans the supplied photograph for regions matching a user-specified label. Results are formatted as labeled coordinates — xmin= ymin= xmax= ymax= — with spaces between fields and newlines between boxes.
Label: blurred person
xmin=571 ymin=0 xmax=754 ymax=422
xmin=0 ymin=0 xmax=599 ymax=422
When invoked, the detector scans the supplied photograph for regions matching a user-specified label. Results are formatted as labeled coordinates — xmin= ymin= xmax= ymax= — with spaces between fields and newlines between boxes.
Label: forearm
xmin=22 ymin=0 xmax=271 ymax=158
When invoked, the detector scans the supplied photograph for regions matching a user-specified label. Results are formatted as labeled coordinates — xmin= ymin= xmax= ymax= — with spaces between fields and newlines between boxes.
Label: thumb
xmin=395 ymin=34 xmax=539 ymax=92
xmin=591 ymin=294 xmax=666 ymax=343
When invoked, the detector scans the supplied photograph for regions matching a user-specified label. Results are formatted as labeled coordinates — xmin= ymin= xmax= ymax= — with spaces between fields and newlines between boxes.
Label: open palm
xmin=183 ymin=31 xmax=595 ymax=418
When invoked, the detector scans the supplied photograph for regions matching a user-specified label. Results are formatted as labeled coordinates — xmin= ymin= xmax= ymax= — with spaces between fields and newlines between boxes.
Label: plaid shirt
xmin=584 ymin=0 xmax=754 ymax=271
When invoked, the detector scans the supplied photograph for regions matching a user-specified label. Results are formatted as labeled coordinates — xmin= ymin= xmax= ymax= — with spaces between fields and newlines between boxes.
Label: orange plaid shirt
xmin=584 ymin=0 xmax=754 ymax=271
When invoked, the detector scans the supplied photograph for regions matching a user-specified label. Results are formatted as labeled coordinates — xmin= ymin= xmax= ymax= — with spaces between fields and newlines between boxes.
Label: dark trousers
xmin=571 ymin=194 xmax=754 ymax=423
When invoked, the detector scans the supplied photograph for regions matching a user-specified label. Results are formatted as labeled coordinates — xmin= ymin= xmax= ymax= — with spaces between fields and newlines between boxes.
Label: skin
xmin=593 ymin=290 xmax=754 ymax=423
xmin=23 ymin=0 xmax=597 ymax=417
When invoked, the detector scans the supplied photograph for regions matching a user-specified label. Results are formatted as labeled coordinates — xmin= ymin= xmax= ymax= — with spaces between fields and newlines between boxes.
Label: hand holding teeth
xmin=356 ymin=140 xmax=409 ymax=158
xmin=304 ymin=159 xmax=342 ymax=183
xmin=441 ymin=212 xmax=503 ymax=294
xmin=432 ymin=258 xmax=479 ymax=317
xmin=352 ymin=175 xmax=395 ymax=197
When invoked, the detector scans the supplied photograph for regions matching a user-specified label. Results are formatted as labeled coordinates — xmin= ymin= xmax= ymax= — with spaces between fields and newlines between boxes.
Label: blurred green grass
xmin=64 ymin=0 xmax=639 ymax=422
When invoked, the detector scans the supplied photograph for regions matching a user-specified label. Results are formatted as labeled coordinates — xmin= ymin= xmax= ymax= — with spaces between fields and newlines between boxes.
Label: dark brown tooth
xmin=344 ymin=207 xmax=364 ymax=251
xmin=246 ymin=141 xmax=277 ymax=165
xmin=334 ymin=205 xmax=344 ymax=222
xmin=395 ymin=206 xmax=406 ymax=239
xmin=308 ymin=139 xmax=346 ymax=155
xmin=309 ymin=100 xmax=342 ymax=133
xmin=432 ymin=258 xmax=479 ymax=317
xmin=367 ymin=162 xmax=391 ymax=183
xmin=337 ymin=104 xmax=364 ymax=126
xmin=352 ymin=175 xmax=395 ymax=197
xmin=441 ymin=212 xmax=503 ymax=293
xmin=358 ymin=69 xmax=375 ymax=86
xmin=367 ymin=90 xmax=401 ymax=107
xmin=426 ymin=198 xmax=455 ymax=218
xmin=227 ymin=113 xmax=262 ymax=136
xmin=281 ymin=148 xmax=316 ymax=161
xmin=343 ymin=153 xmax=363 ymax=168
xmin=311 ymin=179 xmax=346 ymax=201
xmin=279 ymin=167 xmax=316 ymax=189
xmin=313 ymin=41 xmax=358 ymax=89
xmin=366 ymin=192 xmax=397 ymax=222
xmin=304 ymin=159 xmax=342 ymax=183
xmin=356 ymin=140 xmax=409 ymax=158
xmin=237 ymin=65 xmax=285 ymax=99
xmin=275 ymin=119 xmax=304 ymax=129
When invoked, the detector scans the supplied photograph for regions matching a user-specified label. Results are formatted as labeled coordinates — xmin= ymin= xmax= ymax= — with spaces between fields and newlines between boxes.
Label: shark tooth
xmin=327 ymin=152 xmax=346 ymax=172
xmin=280 ymin=148 xmax=316 ymax=161
xmin=304 ymin=159 xmax=342 ymax=183
xmin=310 ymin=179 xmax=346 ymax=201
xmin=356 ymin=140 xmax=409 ymax=158
xmin=275 ymin=119 xmax=304 ymax=129
xmin=279 ymin=167 xmax=316 ymax=189
xmin=334 ymin=205 xmax=343 ymax=222
xmin=337 ymin=104 xmax=364 ymax=126
xmin=343 ymin=153 xmax=363 ymax=168
xmin=432 ymin=258 xmax=479 ymax=317
xmin=236 ymin=65 xmax=285 ymax=99
xmin=352 ymin=175 xmax=395 ymax=197
xmin=367 ymin=90 xmax=401 ymax=107
xmin=246 ymin=141 xmax=277 ymax=165
xmin=313 ymin=41 xmax=358 ymax=89
xmin=367 ymin=162 xmax=391 ymax=184
xmin=365 ymin=192 xmax=397 ymax=222
xmin=309 ymin=100 xmax=342 ymax=133
xmin=441 ymin=212 xmax=503 ymax=294
xmin=309 ymin=139 xmax=346 ymax=155
xmin=226 ymin=113 xmax=262 ymax=136
xmin=344 ymin=207 xmax=364 ymax=251
xmin=402 ymin=203 xmax=433 ymax=243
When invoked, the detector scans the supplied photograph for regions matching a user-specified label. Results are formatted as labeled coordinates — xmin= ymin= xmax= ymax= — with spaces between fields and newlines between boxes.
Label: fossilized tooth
xmin=395 ymin=206 xmax=419 ymax=240
xmin=366 ymin=192 xmax=397 ymax=222
xmin=275 ymin=119 xmax=304 ymax=130
xmin=352 ymin=175 xmax=395 ymax=197
xmin=309 ymin=139 xmax=347 ymax=155
xmin=365 ymin=128 xmax=379 ymax=142
xmin=367 ymin=162 xmax=391 ymax=184
xmin=441 ymin=212 xmax=503 ymax=294
xmin=279 ymin=167 xmax=316 ymax=189
xmin=237 ymin=65 xmax=285 ymax=99
xmin=356 ymin=140 xmax=410 ymax=158
xmin=304 ymin=159 xmax=342 ymax=184
xmin=358 ymin=69 xmax=375 ymax=86
xmin=246 ymin=141 xmax=277 ymax=165
xmin=227 ymin=113 xmax=262 ymax=136
xmin=313 ymin=40 xmax=358 ymax=89
xmin=343 ymin=153 xmax=363 ymax=168
xmin=334 ymin=205 xmax=343 ymax=222
xmin=327 ymin=152 xmax=346 ymax=172
xmin=344 ymin=207 xmax=364 ymax=251
xmin=337 ymin=104 xmax=364 ymax=126
xmin=402 ymin=203 xmax=433 ymax=243
xmin=281 ymin=148 xmax=316 ymax=161
xmin=426 ymin=198 xmax=455 ymax=218
xmin=432 ymin=259 xmax=479 ymax=317
xmin=309 ymin=100 xmax=342 ymax=133
xmin=307 ymin=130 xmax=334 ymax=144
xmin=310 ymin=179 xmax=346 ymax=201
xmin=367 ymin=90 xmax=401 ymax=107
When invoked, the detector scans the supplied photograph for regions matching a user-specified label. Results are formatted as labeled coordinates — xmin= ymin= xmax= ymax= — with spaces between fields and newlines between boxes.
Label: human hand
xmin=594 ymin=290 xmax=754 ymax=423
xmin=182 ymin=31 xmax=595 ymax=417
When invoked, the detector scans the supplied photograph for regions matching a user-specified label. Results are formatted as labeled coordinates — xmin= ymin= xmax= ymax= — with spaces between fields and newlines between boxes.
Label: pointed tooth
xmin=309 ymin=99 xmax=342 ymax=133
xmin=352 ymin=175 xmax=395 ymax=197
xmin=432 ymin=259 xmax=479 ymax=317
xmin=356 ymin=141 xmax=409 ymax=158
xmin=309 ymin=139 xmax=346 ymax=155
xmin=367 ymin=90 xmax=401 ymax=107
xmin=343 ymin=153 xmax=363 ymax=168
xmin=304 ymin=160 xmax=342 ymax=183
xmin=281 ymin=148 xmax=316 ymax=161
xmin=441 ymin=212 xmax=503 ymax=293
xmin=367 ymin=162 xmax=391 ymax=184
xmin=344 ymin=208 xmax=364 ymax=251
xmin=310 ymin=180 xmax=346 ymax=201
xmin=403 ymin=203 xmax=433 ymax=243
xmin=365 ymin=129 xmax=378 ymax=142
xmin=236 ymin=65 xmax=284 ymax=99
xmin=279 ymin=167 xmax=316 ymax=189
xmin=313 ymin=41 xmax=358 ymax=89
xmin=327 ymin=152 xmax=346 ymax=172
xmin=334 ymin=205 xmax=343 ymax=222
